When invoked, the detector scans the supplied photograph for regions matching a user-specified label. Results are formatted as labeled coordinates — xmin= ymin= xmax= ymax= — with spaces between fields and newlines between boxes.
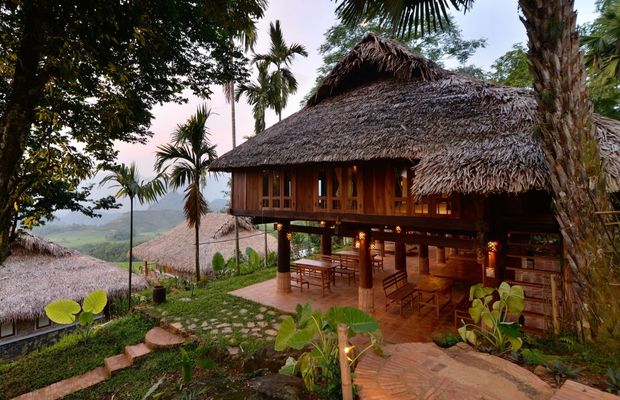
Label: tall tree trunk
xmin=520 ymin=0 xmax=617 ymax=335
xmin=0 ymin=4 xmax=47 ymax=263
xmin=128 ymin=198 xmax=134 ymax=310
xmin=194 ymin=181 xmax=201 ymax=282
xmin=230 ymin=81 xmax=242 ymax=275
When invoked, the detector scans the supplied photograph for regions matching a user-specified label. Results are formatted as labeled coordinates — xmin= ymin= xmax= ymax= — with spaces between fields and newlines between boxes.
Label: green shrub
xmin=432 ymin=332 xmax=462 ymax=348
xmin=521 ymin=348 xmax=550 ymax=366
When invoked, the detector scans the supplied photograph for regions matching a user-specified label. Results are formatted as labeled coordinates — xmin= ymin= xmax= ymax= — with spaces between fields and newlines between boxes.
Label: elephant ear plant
xmin=275 ymin=301 xmax=382 ymax=399
xmin=458 ymin=282 xmax=525 ymax=353
xmin=45 ymin=289 xmax=108 ymax=342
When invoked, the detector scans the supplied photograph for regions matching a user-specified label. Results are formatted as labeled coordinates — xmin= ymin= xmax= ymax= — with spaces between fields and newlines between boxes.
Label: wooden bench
xmin=302 ymin=268 xmax=332 ymax=296
xmin=383 ymin=270 xmax=417 ymax=315
xmin=327 ymin=254 xmax=357 ymax=285
xmin=290 ymin=265 xmax=309 ymax=292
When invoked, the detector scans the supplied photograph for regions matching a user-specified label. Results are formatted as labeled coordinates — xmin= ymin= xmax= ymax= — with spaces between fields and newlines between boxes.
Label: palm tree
xmin=583 ymin=0 xmax=620 ymax=81
xmin=254 ymin=20 xmax=308 ymax=121
xmin=334 ymin=0 xmax=617 ymax=334
xmin=155 ymin=105 xmax=218 ymax=282
xmin=100 ymin=162 xmax=166 ymax=308
xmin=236 ymin=62 xmax=274 ymax=134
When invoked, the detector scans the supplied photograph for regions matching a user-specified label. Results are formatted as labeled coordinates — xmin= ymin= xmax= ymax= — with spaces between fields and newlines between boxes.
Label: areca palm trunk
xmin=128 ymin=197 xmax=134 ymax=310
xmin=230 ymin=80 xmax=242 ymax=275
xmin=194 ymin=181 xmax=201 ymax=282
xmin=520 ymin=0 xmax=616 ymax=333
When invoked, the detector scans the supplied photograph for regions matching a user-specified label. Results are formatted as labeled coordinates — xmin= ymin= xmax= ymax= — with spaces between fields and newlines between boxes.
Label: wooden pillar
xmin=418 ymin=244 xmax=429 ymax=275
xmin=358 ymin=228 xmax=374 ymax=313
xmin=436 ymin=247 xmax=446 ymax=264
xmin=320 ymin=234 xmax=332 ymax=255
xmin=394 ymin=241 xmax=406 ymax=271
xmin=277 ymin=221 xmax=291 ymax=293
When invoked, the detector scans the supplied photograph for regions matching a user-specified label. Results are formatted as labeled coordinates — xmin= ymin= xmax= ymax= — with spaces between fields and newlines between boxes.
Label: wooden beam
xmin=230 ymin=208 xmax=485 ymax=233
xmin=371 ymin=231 xmax=476 ymax=249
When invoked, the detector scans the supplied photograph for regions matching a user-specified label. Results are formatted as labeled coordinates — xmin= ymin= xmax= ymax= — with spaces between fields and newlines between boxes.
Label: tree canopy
xmin=0 ymin=0 xmax=266 ymax=260
xmin=304 ymin=15 xmax=486 ymax=102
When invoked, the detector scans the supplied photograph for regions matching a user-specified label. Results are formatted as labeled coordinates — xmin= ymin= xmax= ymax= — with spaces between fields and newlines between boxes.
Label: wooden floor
xmin=231 ymin=249 xmax=479 ymax=343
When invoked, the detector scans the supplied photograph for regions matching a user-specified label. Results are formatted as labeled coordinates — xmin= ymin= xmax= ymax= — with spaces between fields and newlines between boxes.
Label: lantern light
xmin=395 ymin=226 xmax=402 ymax=234
xmin=276 ymin=223 xmax=283 ymax=232
xmin=487 ymin=241 xmax=499 ymax=253
xmin=358 ymin=231 xmax=366 ymax=241
xmin=286 ymin=232 xmax=292 ymax=241
xmin=320 ymin=220 xmax=326 ymax=227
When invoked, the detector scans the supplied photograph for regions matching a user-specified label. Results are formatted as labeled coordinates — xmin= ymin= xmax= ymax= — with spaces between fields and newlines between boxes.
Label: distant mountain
xmin=209 ymin=198 xmax=228 ymax=212
xmin=148 ymin=192 xmax=184 ymax=211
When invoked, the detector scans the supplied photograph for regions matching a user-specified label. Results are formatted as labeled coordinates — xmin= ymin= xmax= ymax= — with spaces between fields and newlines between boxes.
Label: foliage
xmin=179 ymin=347 xmax=216 ymax=386
xmin=458 ymin=282 xmax=525 ymax=353
xmin=583 ymin=0 xmax=620 ymax=81
xmin=155 ymin=104 xmax=218 ymax=281
xmin=275 ymin=301 xmax=382 ymax=399
xmin=489 ymin=43 xmax=532 ymax=88
xmin=305 ymin=14 xmax=485 ymax=103
xmin=236 ymin=62 xmax=275 ymax=134
xmin=253 ymin=20 xmax=308 ymax=121
xmin=606 ymin=366 xmax=620 ymax=395
xmin=545 ymin=359 xmax=583 ymax=386
xmin=0 ymin=0 xmax=267 ymax=260
xmin=212 ymin=252 xmax=226 ymax=276
xmin=0 ymin=314 xmax=155 ymax=399
xmin=432 ymin=331 xmax=462 ymax=348
xmin=45 ymin=289 xmax=108 ymax=342
xmin=521 ymin=348 xmax=551 ymax=366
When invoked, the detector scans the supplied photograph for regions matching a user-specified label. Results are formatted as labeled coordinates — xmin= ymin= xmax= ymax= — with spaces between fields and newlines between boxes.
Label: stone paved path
xmin=355 ymin=342 xmax=555 ymax=400
xmin=12 ymin=327 xmax=184 ymax=400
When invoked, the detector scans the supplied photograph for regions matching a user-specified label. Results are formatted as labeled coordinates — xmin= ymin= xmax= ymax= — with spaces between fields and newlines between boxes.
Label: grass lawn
xmin=1 ymin=267 xmax=286 ymax=400
xmin=115 ymin=260 xmax=155 ymax=274
xmin=0 ymin=314 xmax=156 ymax=399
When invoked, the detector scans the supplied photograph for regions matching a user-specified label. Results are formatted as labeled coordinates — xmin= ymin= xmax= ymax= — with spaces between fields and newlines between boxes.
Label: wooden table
xmin=292 ymin=259 xmax=335 ymax=296
xmin=414 ymin=276 xmax=454 ymax=318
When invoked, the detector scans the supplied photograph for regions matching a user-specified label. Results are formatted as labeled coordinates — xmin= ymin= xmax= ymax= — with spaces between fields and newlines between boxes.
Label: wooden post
xmin=395 ymin=241 xmax=406 ymax=271
xmin=358 ymin=228 xmax=374 ymax=313
xmin=143 ymin=260 xmax=149 ymax=277
xmin=337 ymin=324 xmax=353 ymax=400
xmin=418 ymin=244 xmax=429 ymax=275
xmin=320 ymin=234 xmax=332 ymax=255
xmin=277 ymin=221 xmax=291 ymax=293
xmin=550 ymin=274 xmax=560 ymax=335
xmin=436 ymin=247 xmax=446 ymax=264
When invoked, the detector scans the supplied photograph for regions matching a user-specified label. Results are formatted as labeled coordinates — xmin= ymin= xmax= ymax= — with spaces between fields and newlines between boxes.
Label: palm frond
xmin=183 ymin=184 xmax=208 ymax=228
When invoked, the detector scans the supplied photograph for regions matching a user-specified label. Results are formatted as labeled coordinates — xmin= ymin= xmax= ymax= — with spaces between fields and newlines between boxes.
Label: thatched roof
xmin=132 ymin=213 xmax=278 ymax=274
xmin=0 ymin=233 xmax=146 ymax=323
xmin=211 ymin=33 xmax=620 ymax=195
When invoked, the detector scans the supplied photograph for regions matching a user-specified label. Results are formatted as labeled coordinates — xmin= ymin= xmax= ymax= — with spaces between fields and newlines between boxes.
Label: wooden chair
xmin=383 ymin=270 xmax=417 ymax=315
xmin=303 ymin=268 xmax=331 ymax=296
xmin=371 ymin=252 xmax=384 ymax=271
xmin=290 ymin=265 xmax=309 ymax=292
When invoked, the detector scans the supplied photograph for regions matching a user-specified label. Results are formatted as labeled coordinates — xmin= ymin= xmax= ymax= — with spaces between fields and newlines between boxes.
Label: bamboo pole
xmin=550 ymin=274 xmax=560 ymax=335
xmin=337 ymin=324 xmax=353 ymax=400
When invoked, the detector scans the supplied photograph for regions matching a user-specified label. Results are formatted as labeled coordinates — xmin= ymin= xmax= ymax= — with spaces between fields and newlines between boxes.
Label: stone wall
xmin=0 ymin=325 xmax=77 ymax=361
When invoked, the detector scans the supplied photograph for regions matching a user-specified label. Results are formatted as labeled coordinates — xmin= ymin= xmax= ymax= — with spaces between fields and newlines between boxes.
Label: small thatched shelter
xmin=133 ymin=213 xmax=277 ymax=276
xmin=0 ymin=233 xmax=146 ymax=324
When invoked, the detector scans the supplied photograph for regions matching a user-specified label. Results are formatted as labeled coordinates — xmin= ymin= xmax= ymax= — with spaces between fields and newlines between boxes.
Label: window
xmin=394 ymin=165 xmax=409 ymax=214
xmin=0 ymin=321 xmax=15 ymax=338
xmin=436 ymin=194 xmax=453 ymax=215
xmin=36 ymin=315 xmax=52 ymax=330
xmin=315 ymin=166 xmax=360 ymax=212
xmin=413 ymin=197 xmax=429 ymax=215
xmin=261 ymin=170 xmax=294 ymax=209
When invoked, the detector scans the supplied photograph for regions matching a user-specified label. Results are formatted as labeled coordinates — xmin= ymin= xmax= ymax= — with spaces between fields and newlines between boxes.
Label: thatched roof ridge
xmin=0 ymin=233 xmax=146 ymax=323
xmin=133 ymin=213 xmax=277 ymax=274
xmin=210 ymin=34 xmax=620 ymax=195
xmin=307 ymin=32 xmax=447 ymax=106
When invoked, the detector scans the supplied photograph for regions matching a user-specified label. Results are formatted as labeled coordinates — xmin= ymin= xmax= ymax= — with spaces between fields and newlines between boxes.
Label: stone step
xmin=145 ymin=326 xmax=185 ymax=350
xmin=551 ymin=380 xmax=620 ymax=400
xmin=103 ymin=353 xmax=132 ymax=378
xmin=124 ymin=343 xmax=152 ymax=363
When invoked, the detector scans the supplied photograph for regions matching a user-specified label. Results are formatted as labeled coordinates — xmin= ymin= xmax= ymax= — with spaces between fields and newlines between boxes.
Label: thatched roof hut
xmin=133 ymin=213 xmax=277 ymax=275
xmin=0 ymin=233 xmax=146 ymax=323
xmin=211 ymin=33 xmax=620 ymax=195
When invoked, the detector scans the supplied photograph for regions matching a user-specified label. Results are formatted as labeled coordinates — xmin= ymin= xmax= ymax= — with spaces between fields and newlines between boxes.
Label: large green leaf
xmin=508 ymin=336 xmax=523 ymax=351
xmin=458 ymin=326 xmax=477 ymax=346
xmin=279 ymin=356 xmax=298 ymax=376
xmin=326 ymin=306 xmax=379 ymax=334
xmin=296 ymin=301 xmax=314 ymax=328
xmin=498 ymin=282 xmax=525 ymax=314
xmin=79 ymin=311 xmax=94 ymax=326
xmin=468 ymin=298 xmax=484 ymax=323
xmin=275 ymin=315 xmax=316 ymax=351
xmin=45 ymin=299 xmax=81 ymax=324
xmin=498 ymin=322 xmax=522 ymax=339
xmin=82 ymin=289 xmax=107 ymax=314
xmin=469 ymin=284 xmax=494 ymax=301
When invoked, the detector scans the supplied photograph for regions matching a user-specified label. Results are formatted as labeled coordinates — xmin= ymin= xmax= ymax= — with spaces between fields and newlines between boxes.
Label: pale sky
xmin=110 ymin=0 xmax=598 ymax=206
